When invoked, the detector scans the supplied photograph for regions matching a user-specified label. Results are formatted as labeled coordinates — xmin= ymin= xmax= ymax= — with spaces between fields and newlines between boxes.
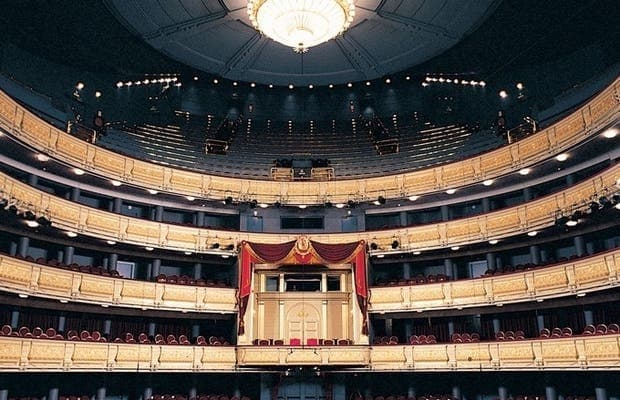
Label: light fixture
xmin=66 ymin=231 xmax=78 ymax=238
xmin=25 ymin=220 xmax=39 ymax=228
xmin=347 ymin=83 xmax=353 ymax=88
xmin=233 ymin=81 xmax=238 ymax=86
xmin=258 ymin=203 xmax=269 ymax=208
xmin=73 ymin=168 xmax=85 ymax=176
xmin=335 ymin=203 xmax=345 ymax=208
xmin=527 ymin=231 xmax=538 ymax=237
xmin=298 ymin=204 xmax=307 ymax=209
xmin=516 ymin=82 xmax=524 ymax=90
xmin=329 ymin=84 xmax=334 ymax=89
xmin=106 ymin=240 xmax=117 ymax=245
xmin=446 ymin=188 xmax=456 ymax=195
xmin=602 ymin=128 xmax=618 ymax=138
xmin=95 ymin=91 xmax=102 ymax=98
xmin=555 ymin=153 xmax=569 ymax=162
xmin=483 ymin=179 xmax=494 ymax=186
xmin=451 ymin=246 xmax=460 ymax=251
xmin=76 ymin=82 xmax=85 ymax=90
xmin=408 ymin=195 xmax=419 ymax=201
xmin=489 ymin=239 xmax=499 ymax=245
xmin=213 ymin=79 xmax=219 ymax=84
xmin=366 ymin=81 xmax=371 ymax=86
xmin=247 ymin=0 xmax=356 ymax=52
xmin=116 ymin=81 xmax=123 ymax=88
xmin=479 ymin=81 xmax=486 ymax=87
xmin=565 ymin=217 xmax=578 ymax=227
xmin=186 ymin=196 xmax=196 ymax=201
xmin=59 ymin=299 xmax=68 ymax=304
xmin=269 ymin=84 xmax=274 ymax=88
xmin=288 ymin=84 xmax=294 ymax=89
xmin=145 ymin=246 xmax=154 ymax=251
xmin=18 ymin=293 xmax=29 ymax=299
xmin=308 ymin=84 xmax=314 ymax=89
xmin=147 ymin=189 xmax=158 ymax=195
xmin=111 ymin=180 xmax=122 ymax=187
xmin=405 ymin=76 xmax=411 ymax=80
xmin=499 ymin=90 xmax=508 ymax=98
xmin=385 ymin=78 xmax=391 ymax=84
xmin=519 ymin=168 xmax=531 ymax=175
xmin=193 ymin=76 xmax=199 ymax=81
xmin=413 ymin=251 xmax=421 ymax=255
xmin=184 ymin=251 xmax=193 ymax=255
xmin=36 ymin=154 xmax=50 ymax=162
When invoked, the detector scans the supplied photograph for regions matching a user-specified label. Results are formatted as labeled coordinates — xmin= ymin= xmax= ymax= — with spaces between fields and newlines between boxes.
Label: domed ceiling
xmin=105 ymin=0 xmax=500 ymax=86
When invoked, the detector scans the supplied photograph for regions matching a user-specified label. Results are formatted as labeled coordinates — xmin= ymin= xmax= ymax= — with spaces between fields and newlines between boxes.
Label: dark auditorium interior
xmin=0 ymin=0 xmax=619 ymax=400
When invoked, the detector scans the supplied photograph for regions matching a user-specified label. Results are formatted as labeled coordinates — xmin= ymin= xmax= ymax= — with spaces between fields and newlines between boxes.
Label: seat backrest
xmin=0 ymin=325 xmax=11 ymax=335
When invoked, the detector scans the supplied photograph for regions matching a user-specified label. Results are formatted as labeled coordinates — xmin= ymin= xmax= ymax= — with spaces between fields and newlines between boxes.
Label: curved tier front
xmin=0 ymin=78 xmax=617 ymax=205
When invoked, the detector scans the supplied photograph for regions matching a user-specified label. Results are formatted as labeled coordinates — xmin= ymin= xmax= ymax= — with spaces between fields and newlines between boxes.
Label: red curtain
xmin=237 ymin=239 xmax=368 ymax=335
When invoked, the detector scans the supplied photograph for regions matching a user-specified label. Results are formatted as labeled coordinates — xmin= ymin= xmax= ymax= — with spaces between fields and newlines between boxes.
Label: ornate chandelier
xmin=247 ymin=0 xmax=356 ymax=53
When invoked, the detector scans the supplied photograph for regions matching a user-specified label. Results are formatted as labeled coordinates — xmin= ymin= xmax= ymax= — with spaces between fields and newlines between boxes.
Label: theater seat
xmin=289 ymin=338 xmax=301 ymax=346
xmin=307 ymin=338 xmax=319 ymax=346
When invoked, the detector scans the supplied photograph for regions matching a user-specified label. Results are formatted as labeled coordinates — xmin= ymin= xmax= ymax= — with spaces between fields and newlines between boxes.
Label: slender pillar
xmin=441 ymin=205 xmax=450 ymax=221
xmin=492 ymin=318 xmax=501 ymax=335
xmin=58 ymin=314 xmax=66 ymax=332
xmin=0 ymin=389 xmax=8 ymax=400
xmin=103 ymin=319 xmax=112 ymax=336
xmin=113 ymin=198 xmax=122 ymax=213
xmin=96 ymin=387 xmax=106 ymax=400
xmin=447 ymin=321 xmax=455 ymax=337
xmin=154 ymin=205 xmax=164 ymax=222
xmin=472 ymin=315 xmax=482 ymax=333
xmin=537 ymin=314 xmax=545 ymax=332
xmin=10 ymin=310 xmax=19 ymax=329
xmin=530 ymin=245 xmax=540 ymax=265
xmin=566 ymin=174 xmax=575 ymax=186
xmin=444 ymin=259 xmax=454 ymax=278
xmin=385 ymin=318 xmax=393 ymax=337
xmin=545 ymin=386 xmax=557 ymax=400
xmin=192 ymin=324 xmax=200 ymax=339
xmin=28 ymin=174 xmax=38 ymax=186
xmin=48 ymin=388 xmax=59 ymax=400
xmin=71 ymin=187 xmax=80 ymax=202
xmin=399 ymin=211 xmax=408 ymax=227
xmin=63 ymin=246 xmax=75 ymax=265
xmin=193 ymin=263 xmax=202 ymax=280
xmin=481 ymin=197 xmax=491 ymax=213
xmin=143 ymin=387 xmax=153 ymax=400
xmin=333 ymin=375 xmax=346 ymax=400
xmin=486 ymin=253 xmax=496 ymax=271
xmin=17 ymin=237 xmax=29 ymax=257
xmin=523 ymin=187 xmax=532 ymax=201
xmin=540 ymin=249 xmax=549 ymax=263
xmin=148 ymin=322 xmax=156 ymax=337
xmin=196 ymin=211 xmax=205 ymax=227
xmin=584 ymin=309 xmax=594 ymax=326
xmin=260 ymin=374 xmax=272 ymax=400
xmin=595 ymin=388 xmax=608 ymax=400
xmin=108 ymin=253 xmax=118 ymax=271
xmin=151 ymin=259 xmax=161 ymax=278
xmin=498 ymin=386 xmax=509 ymax=400
xmin=9 ymin=241 xmax=17 ymax=256
xmin=403 ymin=263 xmax=412 ymax=280
xmin=452 ymin=386 xmax=461 ymax=400
xmin=574 ymin=236 xmax=586 ymax=257
xmin=404 ymin=320 xmax=413 ymax=340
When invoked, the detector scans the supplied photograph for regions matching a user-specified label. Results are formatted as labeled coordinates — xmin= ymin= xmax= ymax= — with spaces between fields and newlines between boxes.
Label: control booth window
xmin=284 ymin=274 xmax=321 ymax=292
xmin=281 ymin=217 xmax=324 ymax=230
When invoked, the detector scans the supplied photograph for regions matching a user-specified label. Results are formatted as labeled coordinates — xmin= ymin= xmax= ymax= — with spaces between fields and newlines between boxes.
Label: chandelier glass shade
xmin=247 ymin=0 xmax=355 ymax=52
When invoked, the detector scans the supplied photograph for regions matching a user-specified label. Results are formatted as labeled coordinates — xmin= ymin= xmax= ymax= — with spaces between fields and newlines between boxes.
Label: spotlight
xmin=24 ymin=211 xmax=35 ymax=220
xmin=391 ymin=240 xmax=399 ymax=249
xmin=224 ymin=196 xmax=233 ymax=205
xmin=249 ymin=199 xmax=258 ymax=209
xmin=259 ymin=203 xmax=269 ymax=209
xmin=95 ymin=91 xmax=102 ymax=98
xmin=211 ymin=243 xmax=220 ymax=249
xmin=556 ymin=216 xmax=569 ymax=226
xmin=373 ymin=196 xmax=386 ymax=206
xmin=347 ymin=200 xmax=357 ymax=208
xmin=370 ymin=243 xmax=378 ymax=250
xmin=308 ymin=84 xmax=314 ymax=89
xmin=599 ymin=196 xmax=611 ymax=208
xmin=185 ymin=196 xmax=195 ymax=201
xmin=413 ymin=251 xmax=421 ymax=255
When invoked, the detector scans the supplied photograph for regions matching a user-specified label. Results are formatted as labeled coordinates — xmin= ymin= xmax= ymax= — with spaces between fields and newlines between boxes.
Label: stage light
xmin=391 ymin=240 xmax=399 ymax=249
xmin=329 ymin=84 xmax=334 ymax=88
xmin=370 ymin=243 xmax=378 ymax=250
xmin=366 ymin=81 xmax=371 ymax=86
xmin=479 ymin=81 xmax=486 ymax=87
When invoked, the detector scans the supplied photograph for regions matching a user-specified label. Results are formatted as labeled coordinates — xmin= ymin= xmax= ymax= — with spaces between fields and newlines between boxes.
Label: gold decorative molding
xmin=370 ymin=248 xmax=620 ymax=312
xmin=1 ymin=336 xmax=618 ymax=371
xmin=0 ymin=163 xmax=618 ymax=253
xmin=0 ymin=78 xmax=617 ymax=205
xmin=0 ymin=255 xmax=237 ymax=313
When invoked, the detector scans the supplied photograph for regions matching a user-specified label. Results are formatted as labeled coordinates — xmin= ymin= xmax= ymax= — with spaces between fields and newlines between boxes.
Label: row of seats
xmin=150 ymin=395 xmax=251 ymax=400
xmin=582 ymin=323 xmax=619 ymax=335
xmin=483 ymin=254 xmax=590 ymax=276
xmin=450 ymin=332 xmax=481 ymax=343
xmin=252 ymin=338 xmax=352 ymax=346
xmin=373 ymin=274 xmax=450 ymax=287
xmin=352 ymin=394 xmax=456 ymax=400
xmin=496 ymin=330 xmax=527 ymax=341
xmin=155 ymin=274 xmax=231 ymax=288
xmin=0 ymin=325 xmax=230 ymax=345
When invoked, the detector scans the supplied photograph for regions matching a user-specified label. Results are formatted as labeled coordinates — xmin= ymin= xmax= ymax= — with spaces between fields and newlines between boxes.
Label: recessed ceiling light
xmin=413 ymin=251 xmax=421 ymax=255
xmin=483 ymin=179 xmax=494 ymax=186
xmin=328 ymin=84 xmax=334 ymax=89
xmin=519 ymin=168 xmax=531 ymax=175
xmin=489 ymin=239 xmax=499 ymax=245
xmin=73 ymin=168 xmax=85 ymax=175
xmin=111 ymin=180 xmax=122 ymax=187
xmin=213 ymin=79 xmax=219 ymax=84
xmin=186 ymin=196 xmax=195 ymax=201
xmin=25 ymin=220 xmax=39 ymax=228
xmin=527 ymin=231 xmax=538 ymax=237
xmin=347 ymin=83 xmax=352 ymax=88
xmin=298 ymin=204 xmax=307 ymax=209
xmin=66 ymin=231 xmax=78 ymax=238
xmin=147 ymin=189 xmax=158 ymax=195
xmin=446 ymin=188 xmax=456 ymax=195
xmin=335 ymin=203 xmax=345 ymax=209
xmin=106 ymin=240 xmax=117 ymax=245
xmin=602 ymin=128 xmax=618 ymax=138
xmin=308 ymin=84 xmax=314 ymax=89
xmin=258 ymin=203 xmax=269 ymax=208
xmin=250 ymin=82 xmax=256 ymax=87
xmin=408 ymin=195 xmax=420 ymax=201
xmin=36 ymin=154 xmax=50 ymax=162
xmin=145 ymin=246 xmax=154 ymax=251
xmin=451 ymin=246 xmax=460 ymax=251
xmin=555 ymin=153 xmax=569 ymax=162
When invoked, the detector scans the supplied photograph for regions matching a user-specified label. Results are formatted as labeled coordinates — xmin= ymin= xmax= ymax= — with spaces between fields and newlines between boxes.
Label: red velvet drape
xmin=237 ymin=239 xmax=368 ymax=335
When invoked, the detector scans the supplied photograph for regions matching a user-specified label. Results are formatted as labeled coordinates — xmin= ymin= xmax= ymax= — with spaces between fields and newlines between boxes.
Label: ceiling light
xmin=184 ymin=251 xmax=192 ymax=255
xmin=73 ymin=168 xmax=85 ymax=175
xmin=329 ymin=84 xmax=334 ymax=89
xmin=193 ymin=76 xmax=199 ymax=81
xmin=405 ymin=76 xmax=411 ymax=80
xmin=258 ymin=203 xmax=269 ymax=208
xmin=298 ymin=204 xmax=307 ymax=209
xmin=527 ymin=231 xmax=538 ymax=237
xmin=247 ymin=0 xmax=356 ymax=52
xmin=519 ymin=168 xmax=531 ymax=175
xmin=145 ymin=246 xmax=154 ymax=251
xmin=25 ymin=220 xmax=39 ymax=228
xmin=453 ymin=79 xmax=459 ymax=84
xmin=413 ymin=251 xmax=421 ymax=255
xmin=233 ymin=82 xmax=238 ymax=86
xmin=499 ymin=90 xmax=508 ymax=98
xmin=408 ymin=195 xmax=419 ymax=201
xmin=106 ymin=240 xmax=116 ymax=245
xmin=289 ymin=84 xmax=294 ymax=89
xmin=59 ymin=299 xmax=68 ymax=303
xmin=483 ymin=179 xmax=494 ymax=186
xmin=489 ymin=239 xmax=499 ymax=245
xmin=111 ymin=180 xmax=122 ymax=187
xmin=18 ymin=293 xmax=29 ymax=298
xmin=76 ymin=82 xmax=85 ymax=90
xmin=566 ymin=217 xmax=578 ymax=227
xmin=95 ymin=91 xmax=102 ymax=98
xmin=36 ymin=154 xmax=50 ymax=162
xmin=116 ymin=81 xmax=123 ymax=88
xmin=516 ymin=82 xmax=524 ymax=90
xmin=213 ymin=79 xmax=219 ymax=84
xmin=479 ymin=81 xmax=486 ymax=87
xmin=125 ymin=81 xmax=133 ymax=86
xmin=347 ymin=83 xmax=353 ymax=87
xmin=446 ymin=188 xmax=456 ymax=195
xmin=555 ymin=153 xmax=569 ymax=162
xmin=147 ymin=189 xmax=158 ymax=195
xmin=451 ymin=246 xmax=460 ymax=251
xmin=66 ymin=231 xmax=78 ymax=238
xmin=335 ymin=203 xmax=345 ymax=208
xmin=602 ymin=128 xmax=618 ymax=138
xmin=366 ymin=81 xmax=371 ymax=86
xmin=385 ymin=78 xmax=391 ymax=84
xmin=269 ymin=84 xmax=274 ymax=88
xmin=308 ymin=84 xmax=314 ymax=89
xmin=421 ymin=82 xmax=429 ymax=87
xmin=186 ymin=196 xmax=195 ymax=201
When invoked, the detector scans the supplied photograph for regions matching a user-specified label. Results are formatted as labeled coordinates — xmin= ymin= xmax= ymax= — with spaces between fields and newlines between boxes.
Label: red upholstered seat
xmin=289 ymin=338 xmax=301 ymax=346
xmin=307 ymin=338 xmax=319 ymax=346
